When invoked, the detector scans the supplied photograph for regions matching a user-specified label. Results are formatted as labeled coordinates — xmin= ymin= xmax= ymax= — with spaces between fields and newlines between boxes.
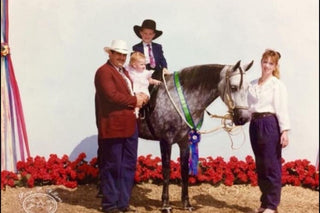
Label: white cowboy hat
xmin=104 ymin=40 xmax=129 ymax=54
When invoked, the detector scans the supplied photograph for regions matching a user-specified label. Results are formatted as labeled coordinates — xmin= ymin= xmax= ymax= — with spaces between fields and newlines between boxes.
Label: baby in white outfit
xmin=126 ymin=52 xmax=161 ymax=118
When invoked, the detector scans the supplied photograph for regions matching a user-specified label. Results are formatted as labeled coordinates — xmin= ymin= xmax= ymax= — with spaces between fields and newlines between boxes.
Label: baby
xmin=126 ymin=52 xmax=161 ymax=118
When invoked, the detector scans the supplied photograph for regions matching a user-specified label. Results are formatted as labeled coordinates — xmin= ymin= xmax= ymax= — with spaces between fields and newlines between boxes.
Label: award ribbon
xmin=174 ymin=72 xmax=203 ymax=175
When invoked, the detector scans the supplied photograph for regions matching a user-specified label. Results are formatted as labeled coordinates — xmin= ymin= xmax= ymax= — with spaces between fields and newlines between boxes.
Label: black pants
xmin=249 ymin=115 xmax=282 ymax=210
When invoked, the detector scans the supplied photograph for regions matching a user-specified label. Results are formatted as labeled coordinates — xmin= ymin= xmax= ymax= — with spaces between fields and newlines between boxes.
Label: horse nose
xmin=233 ymin=109 xmax=250 ymax=125
xmin=235 ymin=116 xmax=250 ymax=125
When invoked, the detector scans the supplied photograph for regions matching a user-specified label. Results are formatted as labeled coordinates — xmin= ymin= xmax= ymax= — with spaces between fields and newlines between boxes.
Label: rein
xmin=205 ymin=111 xmax=246 ymax=150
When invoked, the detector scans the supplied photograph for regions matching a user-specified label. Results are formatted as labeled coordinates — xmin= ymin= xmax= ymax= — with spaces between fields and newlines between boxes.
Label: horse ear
xmin=232 ymin=60 xmax=241 ymax=72
xmin=243 ymin=60 xmax=254 ymax=72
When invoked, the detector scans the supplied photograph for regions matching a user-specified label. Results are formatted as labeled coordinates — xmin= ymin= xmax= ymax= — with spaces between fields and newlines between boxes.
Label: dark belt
xmin=251 ymin=112 xmax=275 ymax=120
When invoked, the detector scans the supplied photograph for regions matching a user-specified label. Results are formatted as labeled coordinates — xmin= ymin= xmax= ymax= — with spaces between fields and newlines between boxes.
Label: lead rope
xmin=162 ymin=70 xmax=246 ymax=150
xmin=206 ymin=112 xmax=246 ymax=150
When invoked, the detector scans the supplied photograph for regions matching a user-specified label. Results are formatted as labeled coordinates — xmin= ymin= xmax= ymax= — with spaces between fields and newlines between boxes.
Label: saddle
xmin=139 ymin=85 xmax=159 ymax=119
xmin=138 ymin=87 xmax=159 ymax=138
xmin=139 ymin=67 xmax=163 ymax=119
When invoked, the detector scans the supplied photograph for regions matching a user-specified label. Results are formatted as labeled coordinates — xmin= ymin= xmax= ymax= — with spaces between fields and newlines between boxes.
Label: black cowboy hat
xmin=133 ymin=19 xmax=163 ymax=40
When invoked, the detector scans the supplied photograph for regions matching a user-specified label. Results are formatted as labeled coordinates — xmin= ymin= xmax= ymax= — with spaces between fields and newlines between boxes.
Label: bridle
xmin=221 ymin=66 xmax=248 ymax=117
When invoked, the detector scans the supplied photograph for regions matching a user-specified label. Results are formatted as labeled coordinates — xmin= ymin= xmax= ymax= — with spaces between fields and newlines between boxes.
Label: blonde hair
xmin=261 ymin=49 xmax=281 ymax=79
xmin=129 ymin=51 xmax=146 ymax=66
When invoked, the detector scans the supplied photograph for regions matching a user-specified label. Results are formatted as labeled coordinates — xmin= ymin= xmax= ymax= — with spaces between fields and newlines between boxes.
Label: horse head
xmin=218 ymin=60 xmax=254 ymax=125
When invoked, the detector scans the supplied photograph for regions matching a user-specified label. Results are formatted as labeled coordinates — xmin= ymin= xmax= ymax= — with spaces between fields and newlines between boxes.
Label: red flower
xmin=27 ymin=176 xmax=35 ymax=188
xmin=188 ymin=176 xmax=197 ymax=184
xmin=1 ymin=153 xmax=318 ymax=191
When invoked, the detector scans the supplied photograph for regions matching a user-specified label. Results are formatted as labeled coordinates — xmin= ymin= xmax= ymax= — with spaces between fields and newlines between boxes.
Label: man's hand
xmin=136 ymin=92 xmax=149 ymax=108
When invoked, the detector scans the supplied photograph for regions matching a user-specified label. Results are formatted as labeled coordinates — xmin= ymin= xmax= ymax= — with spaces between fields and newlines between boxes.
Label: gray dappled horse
xmin=138 ymin=60 xmax=254 ymax=212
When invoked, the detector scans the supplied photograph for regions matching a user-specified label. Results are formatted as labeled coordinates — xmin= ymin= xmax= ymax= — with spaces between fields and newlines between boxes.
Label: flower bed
xmin=1 ymin=153 xmax=318 ymax=190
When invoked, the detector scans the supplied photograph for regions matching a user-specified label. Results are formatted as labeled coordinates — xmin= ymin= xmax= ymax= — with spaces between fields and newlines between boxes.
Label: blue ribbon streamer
xmin=188 ymin=129 xmax=201 ymax=175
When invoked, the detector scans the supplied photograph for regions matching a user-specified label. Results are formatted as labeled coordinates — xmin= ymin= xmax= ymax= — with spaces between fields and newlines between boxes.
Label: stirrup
xmin=139 ymin=110 xmax=145 ymax=119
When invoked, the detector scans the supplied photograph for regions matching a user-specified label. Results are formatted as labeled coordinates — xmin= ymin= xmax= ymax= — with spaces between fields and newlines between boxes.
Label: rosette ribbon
xmin=1 ymin=0 xmax=30 ymax=171
xmin=174 ymin=72 xmax=203 ymax=175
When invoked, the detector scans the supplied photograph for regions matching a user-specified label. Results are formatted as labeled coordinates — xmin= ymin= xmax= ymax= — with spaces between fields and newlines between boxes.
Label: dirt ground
xmin=1 ymin=183 xmax=319 ymax=213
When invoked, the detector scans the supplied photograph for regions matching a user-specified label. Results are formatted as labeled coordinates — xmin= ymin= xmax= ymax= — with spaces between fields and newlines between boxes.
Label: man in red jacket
xmin=95 ymin=39 xmax=148 ymax=213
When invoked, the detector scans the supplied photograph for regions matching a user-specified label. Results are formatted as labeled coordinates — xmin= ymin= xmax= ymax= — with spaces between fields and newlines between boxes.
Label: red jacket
xmin=94 ymin=61 xmax=137 ymax=139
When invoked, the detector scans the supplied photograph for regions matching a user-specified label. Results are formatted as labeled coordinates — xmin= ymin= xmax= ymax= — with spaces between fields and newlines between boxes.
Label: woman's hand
xmin=280 ymin=130 xmax=289 ymax=148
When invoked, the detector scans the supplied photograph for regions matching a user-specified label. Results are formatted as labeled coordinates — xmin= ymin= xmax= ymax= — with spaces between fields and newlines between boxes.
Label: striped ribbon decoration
xmin=1 ymin=0 xmax=30 ymax=172
xmin=173 ymin=72 xmax=203 ymax=175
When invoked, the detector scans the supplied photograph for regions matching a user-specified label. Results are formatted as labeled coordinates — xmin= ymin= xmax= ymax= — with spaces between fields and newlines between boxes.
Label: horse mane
xmin=177 ymin=64 xmax=225 ymax=91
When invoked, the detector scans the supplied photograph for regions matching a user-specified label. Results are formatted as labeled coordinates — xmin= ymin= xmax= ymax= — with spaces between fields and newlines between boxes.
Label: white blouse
xmin=248 ymin=76 xmax=290 ymax=132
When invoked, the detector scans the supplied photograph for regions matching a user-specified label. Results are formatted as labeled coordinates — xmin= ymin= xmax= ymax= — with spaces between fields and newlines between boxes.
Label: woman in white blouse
xmin=247 ymin=49 xmax=290 ymax=213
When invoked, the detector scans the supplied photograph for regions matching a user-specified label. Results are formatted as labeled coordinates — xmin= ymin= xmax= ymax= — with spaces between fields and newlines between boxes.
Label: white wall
xmin=8 ymin=0 xmax=319 ymax=164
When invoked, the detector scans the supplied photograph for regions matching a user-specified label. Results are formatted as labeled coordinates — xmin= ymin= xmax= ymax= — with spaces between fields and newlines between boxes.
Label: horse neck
xmin=178 ymin=64 xmax=223 ymax=112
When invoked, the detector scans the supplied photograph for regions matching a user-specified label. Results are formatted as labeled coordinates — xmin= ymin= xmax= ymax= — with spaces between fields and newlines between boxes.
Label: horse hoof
xmin=184 ymin=206 xmax=194 ymax=212
xmin=182 ymin=201 xmax=194 ymax=212
xmin=160 ymin=206 xmax=172 ymax=213
xmin=95 ymin=190 xmax=103 ymax=198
